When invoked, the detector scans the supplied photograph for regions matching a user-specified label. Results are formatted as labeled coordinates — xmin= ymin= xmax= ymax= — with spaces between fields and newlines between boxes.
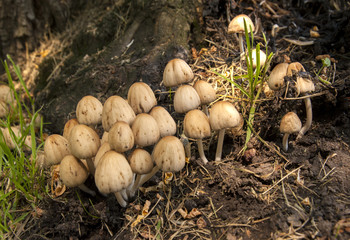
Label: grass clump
xmin=0 ymin=55 xmax=46 ymax=238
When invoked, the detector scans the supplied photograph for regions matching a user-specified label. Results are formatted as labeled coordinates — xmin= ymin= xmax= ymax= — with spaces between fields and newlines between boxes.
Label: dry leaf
xmin=187 ymin=208 xmax=201 ymax=219
xmin=164 ymin=172 xmax=173 ymax=184
xmin=196 ymin=217 xmax=207 ymax=228
xmin=131 ymin=200 xmax=151 ymax=227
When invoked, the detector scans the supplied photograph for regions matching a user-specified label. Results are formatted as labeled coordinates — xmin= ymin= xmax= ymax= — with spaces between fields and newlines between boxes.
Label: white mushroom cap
xmin=95 ymin=150 xmax=133 ymax=194
xmin=228 ymin=14 xmax=255 ymax=34
xmin=44 ymin=134 xmax=70 ymax=166
xmin=268 ymin=63 xmax=289 ymax=91
xmin=132 ymin=113 xmax=160 ymax=147
xmin=108 ymin=121 xmax=134 ymax=153
xmin=209 ymin=101 xmax=241 ymax=131
xmin=0 ymin=85 xmax=15 ymax=104
xmin=0 ymin=100 xmax=9 ymax=118
xmin=287 ymin=62 xmax=315 ymax=95
xmin=128 ymin=148 xmax=153 ymax=175
xmin=163 ymin=58 xmax=194 ymax=87
xmin=184 ymin=109 xmax=211 ymax=139
xmin=76 ymin=95 xmax=103 ymax=126
xmin=152 ymin=136 xmax=186 ymax=172
xmin=250 ymin=49 xmax=267 ymax=68
xmin=63 ymin=118 xmax=79 ymax=140
xmin=280 ymin=112 xmax=302 ymax=134
xmin=149 ymin=106 xmax=176 ymax=137
xmin=94 ymin=142 xmax=111 ymax=168
xmin=127 ymin=82 xmax=157 ymax=114
xmin=174 ymin=85 xmax=201 ymax=114
xmin=287 ymin=62 xmax=305 ymax=76
xmin=102 ymin=95 xmax=136 ymax=131
xmin=59 ymin=155 xmax=89 ymax=188
xmin=68 ymin=124 xmax=101 ymax=159
xmin=193 ymin=80 xmax=216 ymax=105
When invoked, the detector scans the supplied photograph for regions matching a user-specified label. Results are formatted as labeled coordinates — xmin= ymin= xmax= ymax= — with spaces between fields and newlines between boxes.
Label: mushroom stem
xmin=297 ymin=96 xmax=312 ymax=139
xmin=120 ymin=188 xmax=128 ymax=201
xmin=114 ymin=192 xmax=127 ymax=208
xmin=215 ymin=129 xmax=226 ymax=161
xmin=85 ymin=158 xmax=96 ymax=176
xmin=78 ymin=183 xmax=96 ymax=196
xmin=238 ymin=33 xmax=244 ymax=54
xmin=126 ymin=173 xmax=136 ymax=196
xmin=282 ymin=133 xmax=290 ymax=152
xmin=129 ymin=166 xmax=160 ymax=198
xmin=197 ymin=139 xmax=208 ymax=164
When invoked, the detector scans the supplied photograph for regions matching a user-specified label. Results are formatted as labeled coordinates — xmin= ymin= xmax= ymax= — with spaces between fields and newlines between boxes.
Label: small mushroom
xmin=250 ymin=49 xmax=267 ymax=69
xmin=193 ymin=80 xmax=216 ymax=116
xmin=94 ymin=142 xmax=111 ymax=168
xmin=108 ymin=121 xmax=134 ymax=153
xmin=228 ymin=14 xmax=255 ymax=54
xmin=280 ymin=112 xmax=302 ymax=151
xmin=132 ymin=113 xmax=160 ymax=147
xmin=268 ymin=63 xmax=289 ymax=91
xmin=162 ymin=59 xmax=194 ymax=87
xmin=59 ymin=154 xmax=96 ymax=196
xmin=76 ymin=96 xmax=103 ymax=127
xmin=183 ymin=109 xmax=211 ymax=164
xmin=63 ymin=118 xmax=79 ymax=140
xmin=68 ymin=124 xmax=101 ymax=175
xmin=149 ymin=106 xmax=177 ymax=137
xmin=127 ymin=82 xmax=157 ymax=114
xmin=44 ymin=134 xmax=70 ymax=167
xmin=173 ymin=85 xmax=201 ymax=114
xmin=0 ymin=100 xmax=9 ymax=118
xmin=1 ymin=126 xmax=32 ymax=151
xmin=95 ymin=150 xmax=133 ymax=207
xmin=209 ymin=101 xmax=241 ymax=161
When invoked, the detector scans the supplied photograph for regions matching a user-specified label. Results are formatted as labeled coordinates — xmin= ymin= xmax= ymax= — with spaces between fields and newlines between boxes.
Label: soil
xmin=17 ymin=1 xmax=350 ymax=240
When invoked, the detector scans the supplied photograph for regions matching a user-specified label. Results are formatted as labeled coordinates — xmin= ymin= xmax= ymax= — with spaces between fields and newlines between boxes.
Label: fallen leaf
xmin=196 ymin=217 xmax=207 ymax=228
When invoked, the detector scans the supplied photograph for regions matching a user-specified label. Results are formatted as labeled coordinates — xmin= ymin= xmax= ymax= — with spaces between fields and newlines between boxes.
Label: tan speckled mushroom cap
xmin=228 ymin=14 xmax=255 ymax=34
xmin=108 ymin=121 xmax=134 ymax=153
xmin=184 ymin=109 xmax=211 ymax=139
xmin=174 ymin=85 xmax=201 ymax=114
xmin=44 ymin=134 xmax=70 ymax=166
xmin=209 ymin=101 xmax=241 ymax=131
xmin=280 ymin=112 xmax=302 ymax=134
xmin=132 ymin=113 xmax=160 ymax=147
xmin=127 ymin=82 xmax=157 ymax=114
xmin=162 ymin=58 xmax=194 ymax=87
xmin=76 ymin=96 xmax=103 ymax=126
xmin=59 ymin=155 xmax=89 ymax=188
xmin=268 ymin=63 xmax=289 ymax=91
xmin=129 ymin=148 xmax=153 ymax=175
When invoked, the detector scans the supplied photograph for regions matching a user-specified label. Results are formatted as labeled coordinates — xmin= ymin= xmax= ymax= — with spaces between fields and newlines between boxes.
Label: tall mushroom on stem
xmin=287 ymin=62 xmax=315 ymax=139
xmin=68 ymin=124 xmax=101 ymax=175
xmin=193 ymin=80 xmax=216 ymax=116
xmin=228 ymin=14 xmax=255 ymax=54
xmin=162 ymin=58 xmax=194 ymax=88
xmin=44 ymin=134 xmax=70 ymax=167
xmin=209 ymin=101 xmax=241 ymax=161
xmin=280 ymin=112 xmax=302 ymax=152
xmin=183 ymin=109 xmax=211 ymax=164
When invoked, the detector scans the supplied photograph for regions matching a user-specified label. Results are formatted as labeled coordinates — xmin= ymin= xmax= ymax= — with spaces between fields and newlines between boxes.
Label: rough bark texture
xmin=34 ymin=0 xmax=202 ymax=133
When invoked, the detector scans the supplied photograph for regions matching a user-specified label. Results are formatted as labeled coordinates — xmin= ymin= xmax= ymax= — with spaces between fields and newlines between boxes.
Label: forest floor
xmin=14 ymin=1 xmax=350 ymax=240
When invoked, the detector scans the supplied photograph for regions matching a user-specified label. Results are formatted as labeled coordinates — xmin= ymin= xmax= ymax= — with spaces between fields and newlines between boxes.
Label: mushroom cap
xmin=95 ymin=150 xmax=133 ymax=194
xmin=149 ymin=106 xmax=176 ymax=137
xmin=94 ymin=142 xmax=111 ymax=168
xmin=280 ymin=112 xmax=302 ymax=134
xmin=102 ymin=95 xmax=136 ymax=131
xmin=296 ymin=77 xmax=315 ymax=95
xmin=68 ymin=124 xmax=101 ymax=159
xmin=128 ymin=148 xmax=153 ymax=175
xmin=287 ymin=62 xmax=305 ymax=77
xmin=184 ymin=109 xmax=211 ymax=139
xmin=0 ymin=85 xmax=15 ymax=104
xmin=228 ymin=14 xmax=255 ymax=34
xmin=132 ymin=113 xmax=160 ymax=147
xmin=76 ymin=95 xmax=103 ymax=126
xmin=174 ymin=85 xmax=201 ymax=114
xmin=127 ymin=82 xmax=157 ymax=114
xmin=63 ymin=118 xmax=79 ymax=140
xmin=209 ymin=101 xmax=241 ymax=131
xmin=59 ymin=155 xmax=89 ymax=188
xmin=163 ymin=58 xmax=194 ymax=87
xmin=108 ymin=121 xmax=134 ymax=153
xmin=268 ymin=63 xmax=289 ymax=91
xmin=44 ymin=134 xmax=70 ymax=166
xmin=193 ymin=80 xmax=216 ymax=105
xmin=152 ymin=136 xmax=186 ymax=172
xmin=251 ymin=49 xmax=267 ymax=68
xmin=1 ymin=126 xmax=32 ymax=150
xmin=101 ymin=131 xmax=109 ymax=145
xmin=0 ymin=100 xmax=9 ymax=118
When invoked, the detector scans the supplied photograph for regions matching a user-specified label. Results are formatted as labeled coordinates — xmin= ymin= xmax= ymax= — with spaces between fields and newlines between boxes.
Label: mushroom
xmin=94 ymin=142 xmax=111 ymax=168
xmin=128 ymin=148 xmax=154 ymax=197
xmin=108 ymin=121 xmax=134 ymax=153
xmin=228 ymin=14 xmax=255 ymax=54
xmin=149 ymin=106 xmax=176 ymax=137
xmin=250 ymin=48 xmax=267 ymax=69
xmin=268 ymin=63 xmax=289 ymax=91
xmin=287 ymin=62 xmax=315 ymax=138
xmin=0 ymin=85 xmax=15 ymax=105
xmin=63 ymin=118 xmax=79 ymax=140
xmin=280 ymin=112 xmax=302 ymax=151
xmin=0 ymin=100 xmax=9 ymax=118
xmin=131 ymin=113 xmax=160 ymax=147
xmin=127 ymin=82 xmax=157 ymax=114
xmin=101 ymin=131 xmax=109 ymax=145
xmin=1 ymin=126 xmax=32 ymax=151
xmin=76 ymin=95 xmax=103 ymax=127
xmin=183 ymin=109 xmax=211 ymax=164
xmin=193 ymin=80 xmax=216 ymax=116
xmin=95 ymin=150 xmax=133 ymax=207
xmin=173 ymin=85 xmax=201 ymax=114
xmin=102 ymin=95 xmax=136 ymax=131
xmin=209 ymin=101 xmax=241 ymax=161
xmin=59 ymin=154 xmax=96 ymax=196
xmin=68 ymin=124 xmax=101 ymax=175
xmin=162 ymin=59 xmax=194 ymax=87
xmin=44 ymin=134 xmax=71 ymax=167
